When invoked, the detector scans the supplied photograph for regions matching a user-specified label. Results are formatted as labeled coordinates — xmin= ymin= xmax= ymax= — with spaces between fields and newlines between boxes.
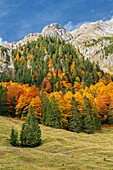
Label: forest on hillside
xmin=0 ymin=36 xmax=113 ymax=134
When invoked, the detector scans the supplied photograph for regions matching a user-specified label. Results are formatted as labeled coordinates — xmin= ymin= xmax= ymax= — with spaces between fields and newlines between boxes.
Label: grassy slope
xmin=0 ymin=116 xmax=113 ymax=170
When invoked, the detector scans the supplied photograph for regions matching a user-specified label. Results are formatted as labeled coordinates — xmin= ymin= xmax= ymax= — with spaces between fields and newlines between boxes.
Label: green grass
xmin=0 ymin=116 xmax=113 ymax=169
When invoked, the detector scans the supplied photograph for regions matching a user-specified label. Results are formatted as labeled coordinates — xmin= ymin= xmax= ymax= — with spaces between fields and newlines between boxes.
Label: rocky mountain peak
xmin=42 ymin=23 xmax=65 ymax=33
xmin=49 ymin=23 xmax=64 ymax=29
xmin=42 ymin=23 xmax=73 ymax=42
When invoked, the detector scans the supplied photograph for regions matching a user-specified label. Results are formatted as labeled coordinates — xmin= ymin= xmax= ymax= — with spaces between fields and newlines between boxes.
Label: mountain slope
xmin=71 ymin=20 xmax=113 ymax=73
xmin=71 ymin=20 xmax=113 ymax=41
xmin=1 ymin=20 xmax=113 ymax=74
xmin=9 ymin=36 xmax=110 ymax=90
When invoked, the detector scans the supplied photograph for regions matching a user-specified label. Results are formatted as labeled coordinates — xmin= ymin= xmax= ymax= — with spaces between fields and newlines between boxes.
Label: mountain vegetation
xmin=0 ymin=36 xmax=113 ymax=134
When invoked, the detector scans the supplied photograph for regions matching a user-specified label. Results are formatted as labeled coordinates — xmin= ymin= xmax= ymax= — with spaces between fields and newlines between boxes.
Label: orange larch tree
xmin=96 ymin=93 xmax=111 ymax=122
xmin=7 ymin=85 xmax=24 ymax=117
xmin=15 ymin=85 xmax=40 ymax=118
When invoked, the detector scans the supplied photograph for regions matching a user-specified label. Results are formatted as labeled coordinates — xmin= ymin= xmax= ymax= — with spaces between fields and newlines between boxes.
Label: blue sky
xmin=0 ymin=0 xmax=113 ymax=45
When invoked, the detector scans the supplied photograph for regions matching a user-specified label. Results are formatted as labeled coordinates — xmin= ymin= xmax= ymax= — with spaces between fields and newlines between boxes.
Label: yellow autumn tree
xmin=30 ymin=97 xmax=42 ymax=121
xmin=73 ymin=92 xmax=84 ymax=116
xmin=64 ymin=91 xmax=73 ymax=118
xmin=49 ymin=91 xmax=70 ymax=129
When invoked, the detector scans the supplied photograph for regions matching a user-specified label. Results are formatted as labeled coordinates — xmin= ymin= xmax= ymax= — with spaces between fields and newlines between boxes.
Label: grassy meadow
xmin=0 ymin=115 xmax=113 ymax=169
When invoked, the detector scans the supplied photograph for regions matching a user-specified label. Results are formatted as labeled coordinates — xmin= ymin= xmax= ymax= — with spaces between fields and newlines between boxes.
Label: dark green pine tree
xmin=69 ymin=96 xmax=82 ymax=133
xmin=92 ymin=69 xmax=99 ymax=84
xmin=44 ymin=99 xmax=52 ymax=126
xmin=25 ymin=68 xmax=32 ymax=85
xmin=71 ymin=87 xmax=75 ymax=94
xmin=20 ymin=105 xmax=41 ymax=147
xmin=50 ymin=73 xmax=54 ymax=89
xmin=36 ymin=72 xmax=42 ymax=87
xmin=41 ymin=90 xmax=49 ymax=124
xmin=53 ymin=84 xmax=57 ymax=92
xmin=96 ymin=63 xmax=101 ymax=72
xmin=36 ymin=71 xmax=44 ymax=88
xmin=0 ymin=85 xmax=9 ymax=116
xmin=16 ymin=69 xmax=20 ymax=83
xmin=10 ymin=95 xmax=16 ymax=117
xmin=50 ymin=96 xmax=61 ymax=129
xmin=107 ymin=107 xmax=113 ymax=125
xmin=44 ymin=96 xmax=61 ymax=129
xmin=83 ymin=71 xmax=92 ymax=88
xmin=10 ymin=126 xmax=18 ymax=146
xmin=94 ymin=103 xmax=102 ymax=131
xmin=83 ymin=96 xmax=95 ymax=134
xmin=57 ymin=79 xmax=61 ymax=91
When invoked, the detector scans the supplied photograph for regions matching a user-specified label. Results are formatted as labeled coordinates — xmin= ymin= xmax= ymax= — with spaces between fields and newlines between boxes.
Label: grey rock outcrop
xmin=42 ymin=23 xmax=73 ymax=42
xmin=70 ymin=20 xmax=113 ymax=73
xmin=0 ymin=47 xmax=14 ymax=73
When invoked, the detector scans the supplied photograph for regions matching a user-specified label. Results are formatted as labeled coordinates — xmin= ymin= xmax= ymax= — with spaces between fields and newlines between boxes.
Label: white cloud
xmin=0 ymin=10 xmax=9 ymax=18
xmin=64 ymin=16 xmax=113 ymax=33
xmin=64 ymin=21 xmax=86 ymax=31
xmin=102 ymin=16 xmax=113 ymax=23
xmin=0 ymin=0 xmax=10 ymax=18
xmin=0 ymin=37 xmax=8 ymax=46
xmin=74 ymin=22 xmax=86 ymax=29
xmin=36 ymin=0 xmax=46 ymax=5
xmin=64 ymin=21 xmax=75 ymax=31
xmin=108 ymin=16 xmax=113 ymax=22
xmin=10 ymin=4 xmax=22 ymax=8
xmin=91 ymin=9 xmax=95 ymax=13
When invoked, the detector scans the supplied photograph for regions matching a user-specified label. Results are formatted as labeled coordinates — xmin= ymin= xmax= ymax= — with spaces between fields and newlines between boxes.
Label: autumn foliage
xmin=1 ymin=78 xmax=113 ymax=126
xmin=1 ymin=36 xmax=113 ymax=133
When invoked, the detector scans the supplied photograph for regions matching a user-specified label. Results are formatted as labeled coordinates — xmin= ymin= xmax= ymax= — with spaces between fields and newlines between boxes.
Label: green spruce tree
xmin=20 ymin=105 xmax=41 ymax=147
xmin=107 ymin=108 xmax=113 ymax=124
xmin=50 ymin=96 xmax=61 ymax=128
xmin=45 ymin=100 xmax=52 ymax=126
xmin=44 ymin=95 xmax=61 ymax=128
xmin=69 ymin=97 xmax=82 ymax=133
xmin=10 ymin=95 xmax=16 ymax=117
xmin=10 ymin=126 xmax=18 ymax=146
xmin=94 ymin=103 xmax=102 ymax=131
xmin=41 ymin=90 xmax=49 ymax=124
xmin=83 ymin=96 xmax=95 ymax=134
xmin=0 ymin=85 xmax=8 ymax=116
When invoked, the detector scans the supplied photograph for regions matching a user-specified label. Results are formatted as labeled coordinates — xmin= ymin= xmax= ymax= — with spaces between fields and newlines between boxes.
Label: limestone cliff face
xmin=1 ymin=20 xmax=113 ymax=74
xmin=0 ymin=47 xmax=14 ymax=73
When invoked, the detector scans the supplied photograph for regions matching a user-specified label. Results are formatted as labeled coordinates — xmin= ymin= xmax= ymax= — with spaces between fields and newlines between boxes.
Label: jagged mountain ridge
xmin=70 ymin=20 xmax=113 ymax=73
xmin=71 ymin=20 xmax=113 ymax=41
xmin=1 ymin=20 xmax=113 ymax=73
